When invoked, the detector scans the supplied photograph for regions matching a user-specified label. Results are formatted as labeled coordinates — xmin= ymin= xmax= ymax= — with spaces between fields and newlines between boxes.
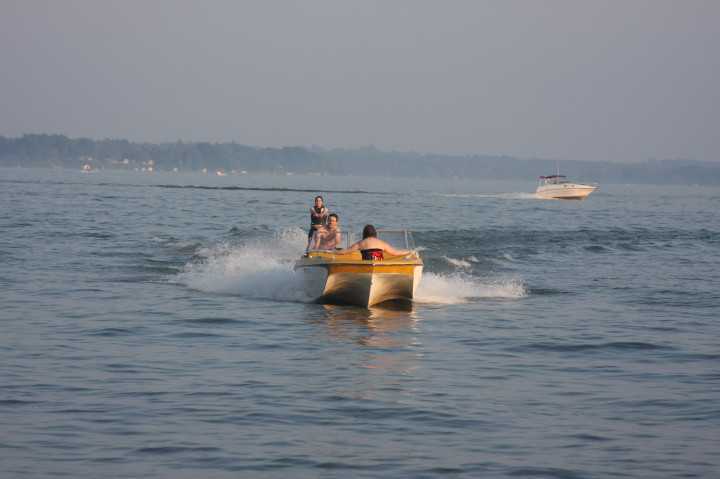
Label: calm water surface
xmin=1 ymin=167 xmax=719 ymax=478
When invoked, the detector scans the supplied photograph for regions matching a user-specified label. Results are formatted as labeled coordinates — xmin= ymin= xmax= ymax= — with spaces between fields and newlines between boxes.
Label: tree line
xmin=1 ymin=133 xmax=719 ymax=186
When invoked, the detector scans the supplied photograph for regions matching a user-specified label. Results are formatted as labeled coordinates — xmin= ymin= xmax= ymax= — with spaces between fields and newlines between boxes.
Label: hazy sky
xmin=2 ymin=0 xmax=719 ymax=163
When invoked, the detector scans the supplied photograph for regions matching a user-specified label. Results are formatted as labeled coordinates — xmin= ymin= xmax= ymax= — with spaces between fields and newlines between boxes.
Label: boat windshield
xmin=308 ymin=230 xmax=416 ymax=252
xmin=378 ymin=230 xmax=416 ymax=251
xmin=308 ymin=230 xmax=352 ymax=251
xmin=539 ymin=175 xmax=568 ymax=185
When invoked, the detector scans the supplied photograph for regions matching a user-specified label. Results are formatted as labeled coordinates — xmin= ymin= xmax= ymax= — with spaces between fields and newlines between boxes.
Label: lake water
xmin=2 ymin=167 xmax=719 ymax=478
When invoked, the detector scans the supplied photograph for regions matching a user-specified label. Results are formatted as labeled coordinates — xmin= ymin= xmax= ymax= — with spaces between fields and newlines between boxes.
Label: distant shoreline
xmin=2 ymin=134 xmax=719 ymax=186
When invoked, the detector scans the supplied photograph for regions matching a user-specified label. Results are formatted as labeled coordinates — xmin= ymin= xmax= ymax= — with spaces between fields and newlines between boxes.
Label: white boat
xmin=536 ymin=174 xmax=597 ymax=199
xmin=294 ymin=230 xmax=423 ymax=307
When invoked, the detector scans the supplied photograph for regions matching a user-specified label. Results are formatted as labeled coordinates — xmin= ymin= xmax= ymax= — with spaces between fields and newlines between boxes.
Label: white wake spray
xmin=177 ymin=227 xmax=313 ymax=302
xmin=415 ymin=272 xmax=526 ymax=304
xmin=175 ymin=228 xmax=526 ymax=304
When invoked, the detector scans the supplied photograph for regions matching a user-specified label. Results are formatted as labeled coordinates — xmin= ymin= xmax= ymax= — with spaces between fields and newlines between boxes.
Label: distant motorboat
xmin=295 ymin=230 xmax=423 ymax=307
xmin=215 ymin=170 xmax=227 ymax=176
xmin=536 ymin=174 xmax=597 ymax=200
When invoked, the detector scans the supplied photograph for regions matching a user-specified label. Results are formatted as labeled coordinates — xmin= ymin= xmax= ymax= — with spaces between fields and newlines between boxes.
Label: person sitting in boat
xmin=308 ymin=195 xmax=328 ymax=240
xmin=313 ymin=213 xmax=342 ymax=250
xmin=330 ymin=224 xmax=413 ymax=260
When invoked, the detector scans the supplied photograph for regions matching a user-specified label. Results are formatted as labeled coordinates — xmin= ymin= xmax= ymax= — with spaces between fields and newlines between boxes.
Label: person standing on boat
xmin=313 ymin=213 xmax=342 ymax=250
xmin=308 ymin=195 xmax=328 ymax=241
xmin=331 ymin=224 xmax=413 ymax=260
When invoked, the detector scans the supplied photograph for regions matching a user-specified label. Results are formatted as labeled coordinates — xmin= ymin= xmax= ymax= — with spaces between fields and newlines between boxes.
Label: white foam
xmin=443 ymin=255 xmax=472 ymax=268
xmin=176 ymin=228 xmax=526 ymax=305
xmin=151 ymin=236 xmax=174 ymax=244
xmin=414 ymin=272 xmax=526 ymax=304
xmin=431 ymin=192 xmax=540 ymax=200
xmin=178 ymin=227 xmax=313 ymax=302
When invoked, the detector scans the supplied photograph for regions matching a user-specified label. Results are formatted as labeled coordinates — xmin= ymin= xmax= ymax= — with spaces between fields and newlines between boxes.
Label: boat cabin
xmin=538 ymin=174 xmax=568 ymax=186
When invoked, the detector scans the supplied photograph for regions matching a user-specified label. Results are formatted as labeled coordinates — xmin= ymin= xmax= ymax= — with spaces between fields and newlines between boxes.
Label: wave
xmin=415 ymin=272 xmax=526 ymax=304
xmin=507 ymin=341 xmax=668 ymax=354
xmin=151 ymin=236 xmax=204 ymax=254
xmin=175 ymin=227 xmax=311 ymax=302
xmin=94 ymin=181 xmax=544 ymax=201
xmin=431 ymin=192 xmax=539 ymax=200
xmin=442 ymin=255 xmax=474 ymax=268
xmin=152 ymin=184 xmax=391 ymax=195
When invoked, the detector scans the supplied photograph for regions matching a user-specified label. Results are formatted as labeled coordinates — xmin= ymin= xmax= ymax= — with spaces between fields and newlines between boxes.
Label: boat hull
xmin=294 ymin=252 xmax=423 ymax=307
xmin=536 ymin=184 xmax=597 ymax=199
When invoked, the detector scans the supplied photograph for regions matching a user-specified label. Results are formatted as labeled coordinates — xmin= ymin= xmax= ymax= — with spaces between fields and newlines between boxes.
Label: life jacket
xmin=310 ymin=206 xmax=326 ymax=225
xmin=361 ymin=248 xmax=384 ymax=261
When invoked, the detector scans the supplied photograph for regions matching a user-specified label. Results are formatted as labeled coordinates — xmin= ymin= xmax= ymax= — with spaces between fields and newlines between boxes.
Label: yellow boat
xmin=295 ymin=230 xmax=423 ymax=307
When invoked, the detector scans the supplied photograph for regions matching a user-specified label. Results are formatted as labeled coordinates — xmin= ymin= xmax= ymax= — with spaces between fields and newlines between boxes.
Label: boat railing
xmin=307 ymin=230 xmax=353 ymax=251
xmin=539 ymin=175 xmax=569 ymax=186
xmin=307 ymin=229 xmax=416 ymax=252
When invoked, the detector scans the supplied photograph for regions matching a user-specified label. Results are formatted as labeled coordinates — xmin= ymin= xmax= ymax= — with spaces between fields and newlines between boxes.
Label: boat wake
xmin=434 ymin=192 xmax=539 ymax=200
xmin=415 ymin=272 xmax=525 ymax=304
xmin=172 ymin=227 xmax=525 ymax=305
xmin=175 ymin=228 xmax=312 ymax=303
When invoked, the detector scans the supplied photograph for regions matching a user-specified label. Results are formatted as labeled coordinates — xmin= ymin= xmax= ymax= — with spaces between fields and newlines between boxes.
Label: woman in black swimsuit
xmin=308 ymin=196 xmax=328 ymax=240
xmin=331 ymin=224 xmax=413 ymax=260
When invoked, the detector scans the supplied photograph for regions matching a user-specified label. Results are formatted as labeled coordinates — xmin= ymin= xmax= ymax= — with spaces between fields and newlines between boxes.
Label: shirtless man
xmin=313 ymin=213 xmax=342 ymax=250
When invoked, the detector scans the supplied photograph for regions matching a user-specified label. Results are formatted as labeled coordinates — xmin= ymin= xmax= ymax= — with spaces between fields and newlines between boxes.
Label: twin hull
xmin=294 ymin=252 xmax=423 ymax=307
